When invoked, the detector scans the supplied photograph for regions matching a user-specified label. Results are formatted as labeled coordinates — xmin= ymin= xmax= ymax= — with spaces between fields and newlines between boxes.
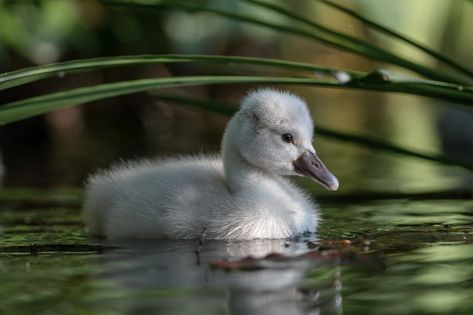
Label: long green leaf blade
xmin=103 ymin=0 xmax=468 ymax=84
xmin=4 ymin=54 xmax=470 ymax=106
xmin=0 ymin=54 xmax=363 ymax=91
xmin=240 ymin=0 xmax=470 ymax=82
xmin=0 ymin=76 xmax=340 ymax=125
xmin=1 ymin=75 xmax=471 ymax=127
xmin=0 ymin=76 xmax=473 ymax=125
xmin=1 ymin=74 xmax=471 ymax=169
xmin=316 ymin=0 xmax=473 ymax=78
xmin=155 ymin=93 xmax=473 ymax=170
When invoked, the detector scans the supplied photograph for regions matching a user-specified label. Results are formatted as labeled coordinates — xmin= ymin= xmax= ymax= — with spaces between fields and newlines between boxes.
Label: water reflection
xmin=0 ymin=196 xmax=471 ymax=315
xmin=341 ymin=243 xmax=473 ymax=315
xmin=82 ymin=240 xmax=473 ymax=315
xmin=93 ymin=239 xmax=343 ymax=315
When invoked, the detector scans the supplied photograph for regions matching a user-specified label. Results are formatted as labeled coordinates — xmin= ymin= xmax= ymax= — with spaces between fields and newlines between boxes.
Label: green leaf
xmin=347 ymin=69 xmax=473 ymax=105
xmin=0 ymin=54 xmax=363 ymax=91
xmin=1 ymin=72 xmax=470 ymax=169
xmin=316 ymin=0 xmax=473 ymax=78
xmin=102 ymin=0 xmax=469 ymax=84
xmin=239 ymin=0 xmax=471 ymax=83
xmin=1 ymin=54 xmax=470 ymax=104
xmin=0 ymin=75 xmax=338 ymax=125
xmin=1 ymin=74 xmax=471 ymax=127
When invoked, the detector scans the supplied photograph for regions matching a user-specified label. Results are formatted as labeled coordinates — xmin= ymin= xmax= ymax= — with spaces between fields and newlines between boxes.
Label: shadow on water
xmin=0 ymin=189 xmax=472 ymax=315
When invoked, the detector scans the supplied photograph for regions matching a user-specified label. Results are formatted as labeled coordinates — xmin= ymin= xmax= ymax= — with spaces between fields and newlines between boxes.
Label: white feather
xmin=83 ymin=88 xmax=323 ymax=239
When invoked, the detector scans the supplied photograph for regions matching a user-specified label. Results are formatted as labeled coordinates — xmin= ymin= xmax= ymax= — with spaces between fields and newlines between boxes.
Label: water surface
xmin=0 ymin=189 xmax=472 ymax=315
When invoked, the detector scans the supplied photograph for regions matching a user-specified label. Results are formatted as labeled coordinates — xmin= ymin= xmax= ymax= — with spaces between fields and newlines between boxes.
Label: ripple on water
xmin=0 ymin=191 xmax=472 ymax=315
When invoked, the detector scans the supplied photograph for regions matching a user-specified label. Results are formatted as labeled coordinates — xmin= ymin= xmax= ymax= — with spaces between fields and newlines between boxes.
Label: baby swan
xmin=83 ymin=88 xmax=339 ymax=240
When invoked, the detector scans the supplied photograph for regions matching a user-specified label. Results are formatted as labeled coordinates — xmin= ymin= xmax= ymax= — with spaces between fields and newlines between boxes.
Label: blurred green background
xmin=0 ymin=3 xmax=472 ymax=315
xmin=0 ymin=0 xmax=471 ymax=193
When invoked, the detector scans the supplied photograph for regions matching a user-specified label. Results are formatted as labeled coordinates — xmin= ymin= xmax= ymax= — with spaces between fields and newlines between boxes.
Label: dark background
xmin=0 ymin=0 xmax=471 ymax=193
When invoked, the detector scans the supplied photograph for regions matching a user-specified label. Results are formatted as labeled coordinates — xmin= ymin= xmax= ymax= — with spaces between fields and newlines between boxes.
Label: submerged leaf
xmin=210 ymin=251 xmax=342 ymax=271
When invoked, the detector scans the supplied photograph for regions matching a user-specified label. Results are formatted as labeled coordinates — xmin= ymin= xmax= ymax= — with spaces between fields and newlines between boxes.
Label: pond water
xmin=0 ymin=188 xmax=471 ymax=315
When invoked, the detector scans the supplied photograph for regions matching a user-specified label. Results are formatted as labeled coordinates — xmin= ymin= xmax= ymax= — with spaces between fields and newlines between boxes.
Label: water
xmin=0 ymin=188 xmax=471 ymax=315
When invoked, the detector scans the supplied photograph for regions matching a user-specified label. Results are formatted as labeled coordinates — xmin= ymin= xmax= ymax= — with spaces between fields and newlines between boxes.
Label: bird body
xmin=83 ymin=88 xmax=338 ymax=239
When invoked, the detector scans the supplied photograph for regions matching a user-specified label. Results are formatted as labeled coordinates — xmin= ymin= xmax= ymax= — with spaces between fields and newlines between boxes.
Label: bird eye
xmin=281 ymin=133 xmax=294 ymax=143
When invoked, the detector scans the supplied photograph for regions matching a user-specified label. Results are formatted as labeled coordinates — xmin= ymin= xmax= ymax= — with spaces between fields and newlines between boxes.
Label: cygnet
xmin=82 ymin=88 xmax=339 ymax=239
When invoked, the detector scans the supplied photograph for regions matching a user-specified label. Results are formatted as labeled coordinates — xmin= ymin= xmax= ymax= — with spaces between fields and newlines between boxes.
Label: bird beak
xmin=293 ymin=151 xmax=339 ymax=191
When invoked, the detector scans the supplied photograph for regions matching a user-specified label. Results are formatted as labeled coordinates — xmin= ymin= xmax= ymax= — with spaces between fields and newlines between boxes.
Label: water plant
xmin=0 ymin=0 xmax=471 ymax=169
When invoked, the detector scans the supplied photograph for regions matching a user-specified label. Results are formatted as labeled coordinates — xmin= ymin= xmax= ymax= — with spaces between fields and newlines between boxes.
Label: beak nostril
xmin=294 ymin=151 xmax=338 ymax=191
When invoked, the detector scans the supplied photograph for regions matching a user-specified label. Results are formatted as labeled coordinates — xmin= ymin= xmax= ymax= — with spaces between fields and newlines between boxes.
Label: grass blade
xmin=316 ymin=128 xmax=473 ymax=171
xmin=1 ymin=73 xmax=470 ymax=169
xmin=242 ymin=0 xmax=472 ymax=82
xmin=4 ymin=54 xmax=470 ymax=105
xmin=1 ymin=74 xmax=471 ymax=127
xmin=155 ymin=93 xmax=473 ymax=170
xmin=0 ymin=75 xmax=345 ymax=125
xmin=316 ymin=0 xmax=473 ymax=78
xmin=0 ymin=55 xmax=473 ymax=105
xmin=0 ymin=54 xmax=363 ymax=91
xmin=103 ymin=0 xmax=468 ymax=84
xmin=347 ymin=69 xmax=473 ymax=105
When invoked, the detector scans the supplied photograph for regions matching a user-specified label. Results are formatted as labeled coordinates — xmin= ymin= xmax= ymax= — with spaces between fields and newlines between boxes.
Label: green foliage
xmin=316 ymin=0 xmax=473 ymax=78
xmin=0 ymin=0 xmax=472 ymax=169
xmin=103 ymin=0 xmax=471 ymax=84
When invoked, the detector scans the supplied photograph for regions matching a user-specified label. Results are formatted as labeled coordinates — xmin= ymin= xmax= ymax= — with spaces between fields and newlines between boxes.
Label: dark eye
xmin=281 ymin=133 xmax=293 ymax=143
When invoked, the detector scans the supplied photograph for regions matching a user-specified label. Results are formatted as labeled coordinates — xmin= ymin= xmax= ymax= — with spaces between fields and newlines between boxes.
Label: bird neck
xmin=223 ymin=142 xmax=268 ymax=192
xmin=221 ymin=117 xmax=275 ymax=192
